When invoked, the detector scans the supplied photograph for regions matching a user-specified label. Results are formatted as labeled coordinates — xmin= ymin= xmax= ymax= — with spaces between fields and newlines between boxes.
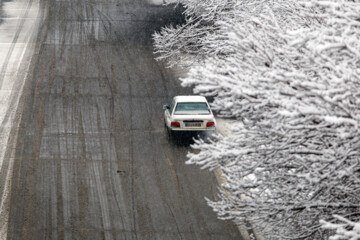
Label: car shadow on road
xmin=168 ymin=131 xmax=214 ymax=147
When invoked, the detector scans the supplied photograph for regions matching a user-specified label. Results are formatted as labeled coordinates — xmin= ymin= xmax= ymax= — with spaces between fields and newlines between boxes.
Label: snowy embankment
xmin=0 ymin=0 xmax=42 ymax=239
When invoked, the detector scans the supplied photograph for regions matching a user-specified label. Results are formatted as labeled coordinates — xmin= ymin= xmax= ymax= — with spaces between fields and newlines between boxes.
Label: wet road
xmin=1 ymin=0 xmax=241 ymax=239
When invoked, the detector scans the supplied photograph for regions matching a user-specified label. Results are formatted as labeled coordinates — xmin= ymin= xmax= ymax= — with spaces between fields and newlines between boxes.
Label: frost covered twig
xmin=321 ymin=215 xmax=360 ymax=240
xmin=154 ymin=0 xmax=360 ymax=239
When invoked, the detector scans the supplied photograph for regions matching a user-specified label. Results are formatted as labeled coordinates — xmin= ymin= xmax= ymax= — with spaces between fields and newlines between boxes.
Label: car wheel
xmin=164 ymin=120 xmax=172 ymax=140
xmin=168 ymin=128 xmax=174 ymax=139
xmin=167 ymin=127 xmax=174 ymax=140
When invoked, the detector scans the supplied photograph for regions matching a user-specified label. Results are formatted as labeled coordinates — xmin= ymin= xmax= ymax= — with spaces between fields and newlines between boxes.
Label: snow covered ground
xmin=146 ymin=0 xmax=164 ymax=4
xmin=0 ymin=0 xmax=42 ymax=238
xmin=215 ymin=118 xmax=237 ymax=137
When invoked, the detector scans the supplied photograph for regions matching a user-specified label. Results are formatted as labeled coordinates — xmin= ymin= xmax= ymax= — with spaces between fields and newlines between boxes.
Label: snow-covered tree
xmin=321 ymin=215 xmax=360 ymax=240
xmin=153 ymin=0 xmax=238 ymax=67
xmin=154 ymin=0 xmax=360 ymax=239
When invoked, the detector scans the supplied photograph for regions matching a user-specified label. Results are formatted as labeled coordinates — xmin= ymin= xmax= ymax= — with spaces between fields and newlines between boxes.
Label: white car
xmin=163 ymin=96 xmax=216 ymax=135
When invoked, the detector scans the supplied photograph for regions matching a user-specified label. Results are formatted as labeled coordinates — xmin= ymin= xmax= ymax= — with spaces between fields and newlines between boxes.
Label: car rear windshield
xmin=174 ymin=102 xmax=210 ymax=115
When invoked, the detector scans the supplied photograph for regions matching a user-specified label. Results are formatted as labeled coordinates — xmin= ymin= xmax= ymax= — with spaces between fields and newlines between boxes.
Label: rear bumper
xmin=170 ymin=127 xmax=216 ymax=132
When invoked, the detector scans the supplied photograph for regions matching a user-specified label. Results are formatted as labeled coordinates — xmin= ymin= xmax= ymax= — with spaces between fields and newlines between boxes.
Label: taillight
xmin=171 ymin=122 xmax=180 ymax=127
xmin=206 ymin=121 xmax=215 ymax=127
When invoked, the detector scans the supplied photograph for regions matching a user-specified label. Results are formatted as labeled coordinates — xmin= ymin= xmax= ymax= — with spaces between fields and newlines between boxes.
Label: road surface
xmin=0 ymin=0 xmax=241 ymax=239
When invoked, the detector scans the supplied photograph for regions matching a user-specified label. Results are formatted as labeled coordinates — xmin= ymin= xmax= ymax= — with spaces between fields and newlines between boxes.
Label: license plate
xmin=185 ymin=123 xmax=201 ymax=127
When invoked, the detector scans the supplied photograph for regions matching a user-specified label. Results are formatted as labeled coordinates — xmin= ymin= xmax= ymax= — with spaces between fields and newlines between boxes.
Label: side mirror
xmin=163 ymin=105 xmax=170 ymax=110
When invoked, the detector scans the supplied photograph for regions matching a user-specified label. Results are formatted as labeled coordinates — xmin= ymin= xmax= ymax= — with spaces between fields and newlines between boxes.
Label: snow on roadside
xmin=0 ymin=0 xmax=42 ymax=239
xmin=215 ymin=118 xmax=237 ymax=137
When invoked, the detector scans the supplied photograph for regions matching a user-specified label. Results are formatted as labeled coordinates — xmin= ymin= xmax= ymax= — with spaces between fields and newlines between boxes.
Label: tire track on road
xmin=3 ymin=1 xmax=243 ymax=239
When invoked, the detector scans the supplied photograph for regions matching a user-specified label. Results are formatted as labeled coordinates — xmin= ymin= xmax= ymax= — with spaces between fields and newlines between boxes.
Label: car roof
xmin=174 ymin=95 xmax=208 ymax=103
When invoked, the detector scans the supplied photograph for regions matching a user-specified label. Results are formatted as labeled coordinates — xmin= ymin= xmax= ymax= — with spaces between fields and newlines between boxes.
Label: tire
xmin=164 ymin=120 xmax=172 ymax=140
xmin=168 ymin=129 xmax=173 ymax=140
xmin=167 ymin=127 xmax=174 ymax=140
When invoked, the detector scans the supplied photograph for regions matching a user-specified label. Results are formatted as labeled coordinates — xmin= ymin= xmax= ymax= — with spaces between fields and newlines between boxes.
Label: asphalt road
xmin=1 ymin=0 xmax=241 ymax=239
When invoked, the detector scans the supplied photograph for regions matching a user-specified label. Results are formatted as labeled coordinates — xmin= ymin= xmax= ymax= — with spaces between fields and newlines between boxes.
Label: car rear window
xmin=174 ymin=102 xmax=210 ymax=115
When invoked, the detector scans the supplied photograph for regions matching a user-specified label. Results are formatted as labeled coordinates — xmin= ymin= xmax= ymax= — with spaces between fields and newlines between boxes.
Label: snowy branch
xmin=154 ymin=0 xmax=360 ymax=239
